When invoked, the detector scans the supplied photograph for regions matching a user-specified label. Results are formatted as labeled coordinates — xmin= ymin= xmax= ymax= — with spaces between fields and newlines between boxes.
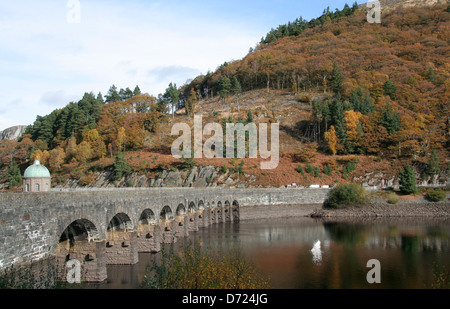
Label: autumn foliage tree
xmin=48 ymin=147 xmax=66 ymax=172
xmin=73 ymin=141 xmax=93 ymax=164
xmin=325 ymin=126 xmax=338 ymax=155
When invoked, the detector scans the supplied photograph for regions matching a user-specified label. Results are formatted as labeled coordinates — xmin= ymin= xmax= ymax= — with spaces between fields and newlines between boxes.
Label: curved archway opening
xmin=176 ymin=204 xmax=186 ymax=216
xmin=139 ymin=209 xmax=156 ymax=226
xmin=188 ymin=201 xmax=197 ymax=213
xmin=59 ymin=219 xmax=100 ymax=245
xmin=108 ymin=213 xmax=133 ymax=232
xmin=160 ymin=206 xmax=174 ymax=221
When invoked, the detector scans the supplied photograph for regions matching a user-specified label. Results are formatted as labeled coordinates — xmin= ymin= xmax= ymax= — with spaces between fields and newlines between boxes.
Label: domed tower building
xmin=23 ymin=160 xmax=51 ymax=193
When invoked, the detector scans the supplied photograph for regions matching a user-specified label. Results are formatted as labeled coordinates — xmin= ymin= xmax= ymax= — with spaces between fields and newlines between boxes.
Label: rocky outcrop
xmin=52 ymin=165 xmax=257 ymax=190
xmin=0 ymin=125 xmax=27 ymax=141
xmin=354 ymin=169 xmax=449 ymax=189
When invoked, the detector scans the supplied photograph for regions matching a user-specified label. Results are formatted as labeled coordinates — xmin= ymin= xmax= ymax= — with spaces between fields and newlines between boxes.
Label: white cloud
xmin=0 ymin=0 xmax=261 ymax=131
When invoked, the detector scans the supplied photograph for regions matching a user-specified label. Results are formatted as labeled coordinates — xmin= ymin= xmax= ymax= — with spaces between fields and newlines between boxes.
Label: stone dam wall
xmin=0 ymin=188 xmax=330 ymax=272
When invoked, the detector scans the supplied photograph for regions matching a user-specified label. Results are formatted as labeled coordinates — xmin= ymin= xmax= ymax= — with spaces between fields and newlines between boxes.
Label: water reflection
xmin=311 ymin=241 xmax=322 ymax=265
xmin=90 ymin=217 xmax=449 ymax=289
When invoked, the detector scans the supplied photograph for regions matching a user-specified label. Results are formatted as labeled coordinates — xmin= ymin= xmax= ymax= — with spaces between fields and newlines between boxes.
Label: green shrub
xmin=327 ymin=184 xmax=368 ymax=209
xmin=323 ymin=165 xmax=332 ymax=176
xmin=296 ymin=164 xmax=304 ymax=174
xmin=306 ymin=163 xmax=314 ymax=175
xmin=177 ymin=158 xmax=197 ymax=170
xmin=314 ymin=167 xmax=321 ymax=178
xmin=342 ymin=162 xmax=357 ymax=176
xmin=427 ymin=190 xmax=446 ymax=202
xmin=387 ymin=199 xmax=398 ymax=205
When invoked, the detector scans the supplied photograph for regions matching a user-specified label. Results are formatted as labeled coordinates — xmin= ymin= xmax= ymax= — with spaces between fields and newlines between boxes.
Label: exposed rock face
xmin=52 ymin=164 xmax=448 ymax=191
xmin=53 ymin=165 xmax=249 ymax=190
xmin=366 ymin=0 xmax=448 ymax=10
xmin=0 ymin=125 xmax=27 ymax=141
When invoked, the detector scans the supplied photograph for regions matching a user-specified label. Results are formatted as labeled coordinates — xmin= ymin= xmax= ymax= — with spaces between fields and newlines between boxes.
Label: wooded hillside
xmin=1 ymin=2 xmax=448 ymax=190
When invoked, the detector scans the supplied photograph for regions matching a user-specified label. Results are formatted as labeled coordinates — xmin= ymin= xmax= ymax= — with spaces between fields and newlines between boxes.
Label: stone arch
xmin=139 ymin=209 xmax=156 ymax=225
xmin=160 ymin=206 xmax=174 ymax=220
xmin=59 ymin=219 xmax=100 ymax=245
xmin=56 ymin=214 xmax=105 ymax=247
xmin=188 ymin=201 xmax=197 ymax=213
xmin=107 ymin=213 xmax=134 ymax=232
xmin=176 ymin=204 xmax=187 ymax=216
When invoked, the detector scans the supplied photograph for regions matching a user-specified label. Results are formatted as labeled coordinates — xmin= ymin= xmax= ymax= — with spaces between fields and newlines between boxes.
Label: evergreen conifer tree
xmin=426 ymin=150 xmax=440 ymax=176
xmin=330 ymin=61 xmax=343 ymax=95
xmin=383 ymin=80 xmax=397 ymax=100
xmin=113 ymin=152 xmax=131 ymax=181
xmin=399 ymin=164 xmax=418 ymax=195
xmin=381 ymin=102 xmax=401 ymax=134
xmin=6 ymin=161 xmax=22 ymax=188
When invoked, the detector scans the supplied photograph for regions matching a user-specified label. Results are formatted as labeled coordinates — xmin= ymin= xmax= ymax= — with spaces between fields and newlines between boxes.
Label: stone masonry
xmin=0 ymin=187 xmax=329 ymax=281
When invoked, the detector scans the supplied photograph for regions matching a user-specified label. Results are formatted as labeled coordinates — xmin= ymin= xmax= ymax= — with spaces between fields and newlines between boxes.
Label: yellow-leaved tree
xmin=325 ymin=125 xmax=338 ymax=155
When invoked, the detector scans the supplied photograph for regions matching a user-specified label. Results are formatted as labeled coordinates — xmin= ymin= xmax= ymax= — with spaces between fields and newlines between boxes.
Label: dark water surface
xmin=89 ymin=217 xmax=450 ymax=289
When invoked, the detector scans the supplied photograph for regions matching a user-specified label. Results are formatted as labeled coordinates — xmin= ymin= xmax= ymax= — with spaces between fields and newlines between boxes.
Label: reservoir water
xmin=91 ymin=216 xmax=450 ymax=289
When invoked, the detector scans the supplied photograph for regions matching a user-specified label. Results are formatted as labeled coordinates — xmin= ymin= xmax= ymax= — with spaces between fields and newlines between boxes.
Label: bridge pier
xmin=210 ymin=207 xmax=217 ymax=225
xmin=136 ymin=225 xmax=161 ymax=253
xmin=105 ymin=231 xmax=139 ymax=265
xmin=232 ymin=202 xmax=240 ymax=222
xmin=187 ymin=212 xmax=199 ymax=232
xmin=197 ymin=209 xmax=209 ymax=228
xmin=56 ymin=240 xmax=107 ymax=283
xmin=224 ymin=202 xmax=232 ymax=222
xmin=175 ymin=215 xmax=189 ymax=238
xmin=160 ymin=220 xmax=177 ymax=244
xmin=216 ymin=204 xmax=224 ymax=223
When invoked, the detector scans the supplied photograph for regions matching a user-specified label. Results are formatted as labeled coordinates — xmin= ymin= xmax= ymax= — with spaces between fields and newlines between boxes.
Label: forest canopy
xmin=1 ymin=3 xmax=448 ymax=189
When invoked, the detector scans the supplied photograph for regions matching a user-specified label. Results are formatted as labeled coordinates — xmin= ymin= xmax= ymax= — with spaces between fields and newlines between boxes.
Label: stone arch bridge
xmin=0 ymin=188 xmax=329 ymax=282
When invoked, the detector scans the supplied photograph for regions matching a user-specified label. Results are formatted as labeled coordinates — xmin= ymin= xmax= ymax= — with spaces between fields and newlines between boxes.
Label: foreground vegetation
xmin=326 ymin=184 xmax=370 ymax=208
xmin=0 ymin=262 xmax=82 ymax=290
xmin=141 ymin=243 xmax=271 ymax=289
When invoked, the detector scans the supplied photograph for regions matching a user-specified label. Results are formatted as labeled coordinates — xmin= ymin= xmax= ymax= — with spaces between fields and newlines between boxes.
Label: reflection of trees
xmin=401 ymin=235 xmax=420 ymax=253
xmin=323 ymin=221 xmax=450 ymax=252
xmin=323 ymin=222 xmax=368 ymax=245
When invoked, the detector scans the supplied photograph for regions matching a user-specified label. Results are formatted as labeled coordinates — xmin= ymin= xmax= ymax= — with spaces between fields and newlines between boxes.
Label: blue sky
xmin=0 ymin=0 xmax=355 ymax=131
